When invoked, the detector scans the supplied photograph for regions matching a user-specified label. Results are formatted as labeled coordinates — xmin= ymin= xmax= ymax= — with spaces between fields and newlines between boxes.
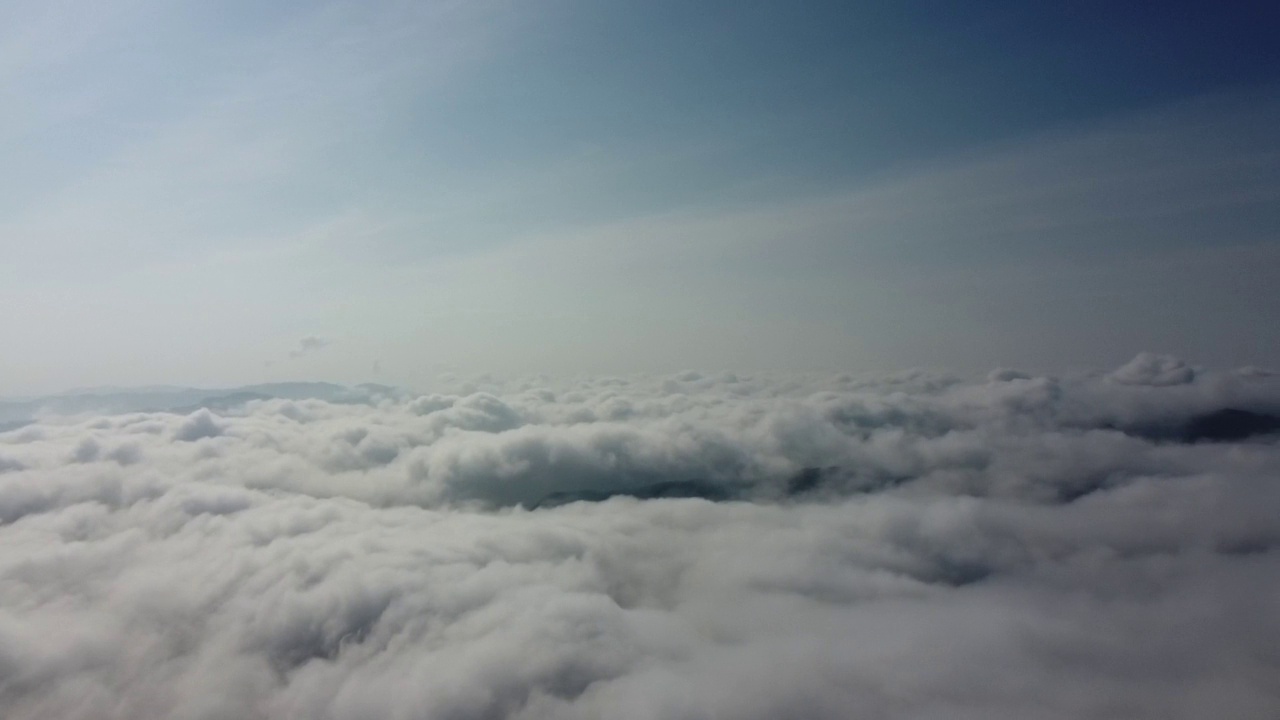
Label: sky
xmin=2 ymin=0 xmax=1279 ymax=394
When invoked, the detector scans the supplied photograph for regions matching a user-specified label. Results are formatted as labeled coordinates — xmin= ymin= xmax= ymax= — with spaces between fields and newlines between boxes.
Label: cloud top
xmin=1110 ymin=351 xmax=1197 ymax=386
xmin=289 ymin=336 xmax=331 ymax=359
xmin=0 ymin=354 xmax=1277 ymax=719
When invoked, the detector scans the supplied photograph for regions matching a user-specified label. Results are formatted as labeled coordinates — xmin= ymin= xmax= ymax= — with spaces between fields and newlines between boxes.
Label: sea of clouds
xmin=1 ymin=353 xmax=1278 ymax=719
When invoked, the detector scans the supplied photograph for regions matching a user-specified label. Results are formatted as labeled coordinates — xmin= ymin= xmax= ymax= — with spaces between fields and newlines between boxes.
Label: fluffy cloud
xmin=289 ymin=336 xmax=331 ymax=359
xmin=0 ymin=355 xmax=1278 ymax=719
xmin=1109 ymin=352 xmax=1196 ymax=386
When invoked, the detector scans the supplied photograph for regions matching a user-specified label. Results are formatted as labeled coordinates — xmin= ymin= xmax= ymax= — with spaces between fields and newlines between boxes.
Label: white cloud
xmin=174 ymin=408 xmax=225 ymax=442
xmin=289 ymin=336 xmax=331 ymax=360
xmin=1109 ymin=351 xmax=1196 ymax=386
xmin=0 ymin=355 xmax=1277 ymax=718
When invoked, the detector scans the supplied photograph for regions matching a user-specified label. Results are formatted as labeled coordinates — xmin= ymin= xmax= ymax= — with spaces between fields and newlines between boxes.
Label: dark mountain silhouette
xmin=532 ymin=479 xmax=735 ymax=509
xmin=1113 ymin=407 xmax=1280 ymax=444
xmin=1180 ymin=408 xmax=1280 ymax=442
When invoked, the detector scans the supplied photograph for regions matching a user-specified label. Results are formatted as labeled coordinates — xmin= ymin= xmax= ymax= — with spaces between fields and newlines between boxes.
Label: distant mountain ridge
xmin=0 ymin=382 xmax=403 ymax=426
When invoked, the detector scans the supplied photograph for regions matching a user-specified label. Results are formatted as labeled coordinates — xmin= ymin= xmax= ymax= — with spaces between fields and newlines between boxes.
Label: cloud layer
xmin=1 ymin=355 xmax=1278 ymax=719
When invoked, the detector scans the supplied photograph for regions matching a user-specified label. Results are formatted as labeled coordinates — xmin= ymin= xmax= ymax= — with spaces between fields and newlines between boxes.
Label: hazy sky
xmin=3 ymin=0 xmax=1279 ymax=393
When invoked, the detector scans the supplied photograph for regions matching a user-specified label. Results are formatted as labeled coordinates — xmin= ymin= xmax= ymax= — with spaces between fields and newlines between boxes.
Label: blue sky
xmin=2 ymin=0 xmax=1278 ymax=392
